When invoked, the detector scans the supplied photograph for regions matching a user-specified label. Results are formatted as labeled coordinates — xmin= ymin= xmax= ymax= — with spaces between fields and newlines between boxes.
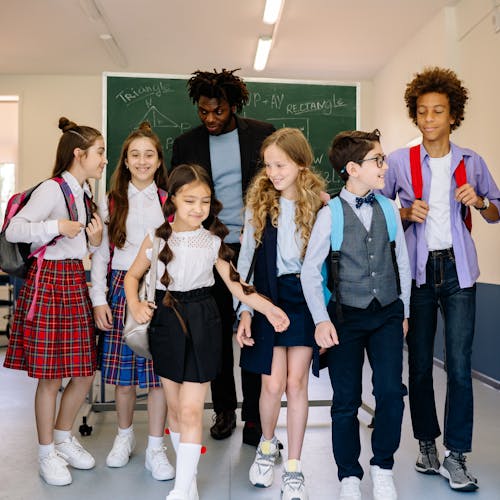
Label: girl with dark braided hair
xmin=124 ymin=164 xmax=289 ymax=500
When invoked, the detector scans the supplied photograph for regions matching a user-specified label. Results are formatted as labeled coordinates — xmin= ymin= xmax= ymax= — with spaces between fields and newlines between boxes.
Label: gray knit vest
xmin=336 ymin=198 xmax=399 ymax=309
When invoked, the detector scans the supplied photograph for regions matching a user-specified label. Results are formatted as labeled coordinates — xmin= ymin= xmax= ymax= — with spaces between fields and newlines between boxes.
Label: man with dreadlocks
xmin=171 ymin=68 xmax=275 ymax=446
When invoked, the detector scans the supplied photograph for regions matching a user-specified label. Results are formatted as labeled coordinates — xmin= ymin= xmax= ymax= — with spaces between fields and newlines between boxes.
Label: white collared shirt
xmin=89 ymin=181 xmax=165 ymax=306
xmin=5 ymin=171 xmax=92 ymax=261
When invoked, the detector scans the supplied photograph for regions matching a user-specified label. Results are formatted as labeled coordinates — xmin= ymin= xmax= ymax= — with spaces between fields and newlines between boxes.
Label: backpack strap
xmin=326 ymin=197 xmax=343 ymax=317
xmin=27 ymin=177 xmax=82 ymax=321
xmin=108 ymin=187 xmax=168 ymax=275
xmin=409 ymin=145 xmax=471 ymax=232
xmin=374 ymin=194 xmax=397 ymax=242
xmin=409 ymin=145 xmax=423 ymax=199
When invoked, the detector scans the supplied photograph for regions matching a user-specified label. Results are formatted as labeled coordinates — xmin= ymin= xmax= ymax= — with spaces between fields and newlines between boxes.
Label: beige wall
xmin=373 ymin=0 xmax=500 ymax=285
xmin=0 ymin=75 xmax=101 ymax=191
xmin=1 ymin=0 xmax=498 ymax=282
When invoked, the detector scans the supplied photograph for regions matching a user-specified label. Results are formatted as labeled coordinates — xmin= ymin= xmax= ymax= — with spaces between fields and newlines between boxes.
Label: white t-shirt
xmin=425 ymin=152 xmax=453 ymax=251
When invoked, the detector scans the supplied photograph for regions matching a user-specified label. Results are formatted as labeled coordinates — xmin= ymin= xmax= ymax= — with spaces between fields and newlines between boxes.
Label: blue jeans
xmin=326 ymin=299 xmax=406 ymax=480
xmin=407 ymin=249 xmax=475 ymax=453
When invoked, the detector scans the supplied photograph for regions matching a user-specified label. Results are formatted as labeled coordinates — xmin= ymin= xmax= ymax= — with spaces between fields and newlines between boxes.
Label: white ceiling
xmin=0 ymin=0 xmax=457 ymax=80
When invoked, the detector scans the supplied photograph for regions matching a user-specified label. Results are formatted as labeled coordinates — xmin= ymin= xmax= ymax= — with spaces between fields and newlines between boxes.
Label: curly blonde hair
xmin=245 ymin=128 xmax=325 ymax=257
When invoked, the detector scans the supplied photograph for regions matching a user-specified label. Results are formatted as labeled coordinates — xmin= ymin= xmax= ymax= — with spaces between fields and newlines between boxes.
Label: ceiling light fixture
xmin=99 ymin=34 xmax=127 ymax=68
xmin=263 ymin=0 xmax=284 ymax=25
xmin=253 ymin=37 xmax=273 ymax=71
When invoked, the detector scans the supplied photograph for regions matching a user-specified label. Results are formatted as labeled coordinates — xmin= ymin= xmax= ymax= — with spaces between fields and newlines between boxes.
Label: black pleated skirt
xmin=149 ymin=287 xmax=222 ymax=383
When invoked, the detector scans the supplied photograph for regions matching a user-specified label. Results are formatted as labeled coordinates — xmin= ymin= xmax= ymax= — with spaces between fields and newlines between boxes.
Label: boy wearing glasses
xmin=301 ymin=130 xmax=411 ymax=500
xmin=381 ymin=67 xmax=500 ymax=492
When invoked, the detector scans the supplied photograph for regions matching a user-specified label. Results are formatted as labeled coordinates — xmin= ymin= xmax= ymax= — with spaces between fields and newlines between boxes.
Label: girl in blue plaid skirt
xmin=90 ymin=122 xmax=175 ymax=480
xmin=4 ymin=117 xmax=105 ymax=486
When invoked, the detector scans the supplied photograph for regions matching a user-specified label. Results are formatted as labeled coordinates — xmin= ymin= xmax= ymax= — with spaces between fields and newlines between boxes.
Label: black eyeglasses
xmin=358 ymin=155 xmax=386 ymax=168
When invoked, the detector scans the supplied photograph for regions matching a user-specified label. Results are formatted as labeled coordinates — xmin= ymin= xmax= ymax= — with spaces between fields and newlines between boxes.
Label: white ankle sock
xmin=170 ymin=431 xmax=180 ymax=453
xmin=117 ymin=425 xmax=134 ymax=436
xmin=39 ymin=442 xmax=55 ymax=459
xmin=147 ymin=435 xmax=164 ymax=450
xmin=53 ymin=429 xmax=71 ymax=444
xmin=174 ymin=443 xmax=201 ymax=493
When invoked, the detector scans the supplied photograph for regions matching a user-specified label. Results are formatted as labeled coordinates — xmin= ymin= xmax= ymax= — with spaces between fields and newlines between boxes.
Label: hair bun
xmin=138 ymin=121 xmax=152 ymax=133
xmin=58 ymin=116 xmax=78 ymax=133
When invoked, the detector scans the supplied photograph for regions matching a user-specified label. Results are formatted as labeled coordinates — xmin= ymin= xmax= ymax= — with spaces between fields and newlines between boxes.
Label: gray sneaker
xmin=415 ymin=440 xmax=440 ymax=474
xmin=439 ymin=451 xmax=478 ymax=491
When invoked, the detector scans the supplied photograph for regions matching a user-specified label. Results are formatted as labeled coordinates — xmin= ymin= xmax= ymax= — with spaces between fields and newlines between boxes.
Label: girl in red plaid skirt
xmin=90 ymin=122 xmax=175 ymax=480
xmin=4 ymin=117 xmax=105 ymax=486
xmin=124 ymin=164 xmax=290 ymax=500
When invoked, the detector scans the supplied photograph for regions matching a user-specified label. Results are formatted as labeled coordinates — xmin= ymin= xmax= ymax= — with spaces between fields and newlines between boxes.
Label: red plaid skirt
xmin=4 ymin=259 xmax=97 ymax=379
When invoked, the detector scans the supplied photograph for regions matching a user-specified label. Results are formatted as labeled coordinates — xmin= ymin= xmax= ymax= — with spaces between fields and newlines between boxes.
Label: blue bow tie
xmin=355 ymin=192 xmax=375 ymax=209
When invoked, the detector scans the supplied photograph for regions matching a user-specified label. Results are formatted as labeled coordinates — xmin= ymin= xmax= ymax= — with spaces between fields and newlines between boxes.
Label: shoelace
xmin=449 ymin=454 xmax=476 ymax=482
xmin=283 ymin=471 xmax=305 ymax=491
xmin=372 ymin=471 xmax=395 ymax=495
xmin=149 ymin=446 xmax=170 ymax=465
xmin=62 ymin=437 xmax=87 ymax=455
xmin=420 ymin=440 xmax=437 ymax=454
xmin=42 ymin=450 xmax=68 ymax=467
xmin=255 ymin=446 xmax=278 ymax=469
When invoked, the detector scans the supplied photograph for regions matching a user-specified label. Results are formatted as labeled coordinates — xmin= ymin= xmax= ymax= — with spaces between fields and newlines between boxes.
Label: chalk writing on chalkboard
xmin=105 ymin=74 xmax=358 ymax=194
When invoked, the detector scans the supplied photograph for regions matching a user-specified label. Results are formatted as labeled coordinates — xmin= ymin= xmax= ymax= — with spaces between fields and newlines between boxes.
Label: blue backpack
xmin=321 ymin=194 xmax=400 ymax=312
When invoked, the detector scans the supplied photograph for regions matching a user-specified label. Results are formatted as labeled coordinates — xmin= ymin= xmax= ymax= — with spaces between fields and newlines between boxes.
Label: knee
xmin=71 ymin=375 xmax=95 ymax=391
xmin=116 ymin=385 xmax=136 ymax=396
xmin=179 ymin=405 xmax=202 ymax=428
xmin=285 ymin=374 xmax=307 ymax=399
xmin=38 ymin=379 xmax=63 ymax=396
xmin=262 ymin=379 xmax=285 ymax=400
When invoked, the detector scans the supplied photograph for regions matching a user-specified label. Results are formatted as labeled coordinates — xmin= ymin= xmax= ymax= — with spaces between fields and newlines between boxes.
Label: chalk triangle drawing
xmin=140 ymin=106 xmax=179 ymax=128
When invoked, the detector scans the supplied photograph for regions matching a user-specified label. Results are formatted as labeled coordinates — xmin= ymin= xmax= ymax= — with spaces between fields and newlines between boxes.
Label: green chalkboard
xmin=104 ymin=73 xmax=358 ymax=193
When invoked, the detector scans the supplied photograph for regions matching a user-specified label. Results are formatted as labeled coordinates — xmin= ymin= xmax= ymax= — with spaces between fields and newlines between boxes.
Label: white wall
xmin=373 ymin=0 xmax=500 ymax=285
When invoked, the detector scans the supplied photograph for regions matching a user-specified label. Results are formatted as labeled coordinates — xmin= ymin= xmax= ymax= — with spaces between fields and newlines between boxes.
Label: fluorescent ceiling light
xmin=253 ymin=36 xmax=273 ymax=71
xmin=0 ymin=96 xmax=19 ymax=102
xmin=263 ymin=0 xmax=284 ymax=24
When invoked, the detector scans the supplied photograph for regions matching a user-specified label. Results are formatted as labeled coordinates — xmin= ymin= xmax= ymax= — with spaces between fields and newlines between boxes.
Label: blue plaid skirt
xmin=100 ymin=270 xmax=161 ymax=388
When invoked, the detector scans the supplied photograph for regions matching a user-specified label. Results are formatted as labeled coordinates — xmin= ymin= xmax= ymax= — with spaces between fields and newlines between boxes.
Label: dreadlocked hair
xmin=245 ymin=128 xmax=325 ymax=258
xmin=187 ymin=68 xmax=249 ymax=112
xmin=155 ymin=164 xmax=255 ymax=333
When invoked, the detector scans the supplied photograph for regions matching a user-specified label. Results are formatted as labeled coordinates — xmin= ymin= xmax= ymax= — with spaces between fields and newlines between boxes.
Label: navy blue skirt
xmin=255 ymin=274 xmax=315 ymax=348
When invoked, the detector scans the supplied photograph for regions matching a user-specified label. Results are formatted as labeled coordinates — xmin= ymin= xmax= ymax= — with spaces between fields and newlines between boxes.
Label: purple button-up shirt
xmin=381 ymin=143 xmax=500 ymax=288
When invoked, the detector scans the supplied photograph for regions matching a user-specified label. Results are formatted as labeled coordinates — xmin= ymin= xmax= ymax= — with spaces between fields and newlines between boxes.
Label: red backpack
xmin=409 ymin=145 xmax=471 ymax=232
xmin=0 ymin=177 xmax=92 ymax=319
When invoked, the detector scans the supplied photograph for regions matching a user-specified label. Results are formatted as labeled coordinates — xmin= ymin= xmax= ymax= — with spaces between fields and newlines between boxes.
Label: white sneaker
xmin=39 ymin=450 xmax=72 ymax=486
xmin=166 ymin=489 xmax=189 ymax=500
xmin=145 ymin=446 xmax=175 ymax=480
xmin=106 ymin=432 xmax=136 ymax=468
xmin=55 ymin=436 xmax=95 ymax=469
xmin=282 ymin=470 xmax=308 ymax=500
xmin=339 ymin=476 xmax=362 ymax=500
xmin=249 ymin=439 xmax=280 ymax=487
xmin=370 ymin=465 xmax=397 ymax=500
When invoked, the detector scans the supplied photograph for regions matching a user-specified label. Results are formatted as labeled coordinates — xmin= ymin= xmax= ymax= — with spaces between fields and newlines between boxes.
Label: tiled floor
xmin=1 ymin=342 xmax=499 ymax=500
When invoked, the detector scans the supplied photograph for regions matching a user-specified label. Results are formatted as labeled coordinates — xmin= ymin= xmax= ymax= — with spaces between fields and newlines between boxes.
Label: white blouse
xmin=145 ymin=227 xmax=221 ymax=292
xmin=5 ymin=171 xmax=92 ymax=261
xmin=90 ymin=181 xmax=165 ymax=307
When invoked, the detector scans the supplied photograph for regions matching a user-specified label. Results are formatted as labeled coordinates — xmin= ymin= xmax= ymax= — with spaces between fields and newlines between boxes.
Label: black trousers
xmin=211 ymin=243 xmax=261 ymax=422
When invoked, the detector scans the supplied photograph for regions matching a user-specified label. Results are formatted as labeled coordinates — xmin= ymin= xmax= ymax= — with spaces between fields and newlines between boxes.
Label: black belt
xmin=428 ymin=248 xmax=454 ymax=258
